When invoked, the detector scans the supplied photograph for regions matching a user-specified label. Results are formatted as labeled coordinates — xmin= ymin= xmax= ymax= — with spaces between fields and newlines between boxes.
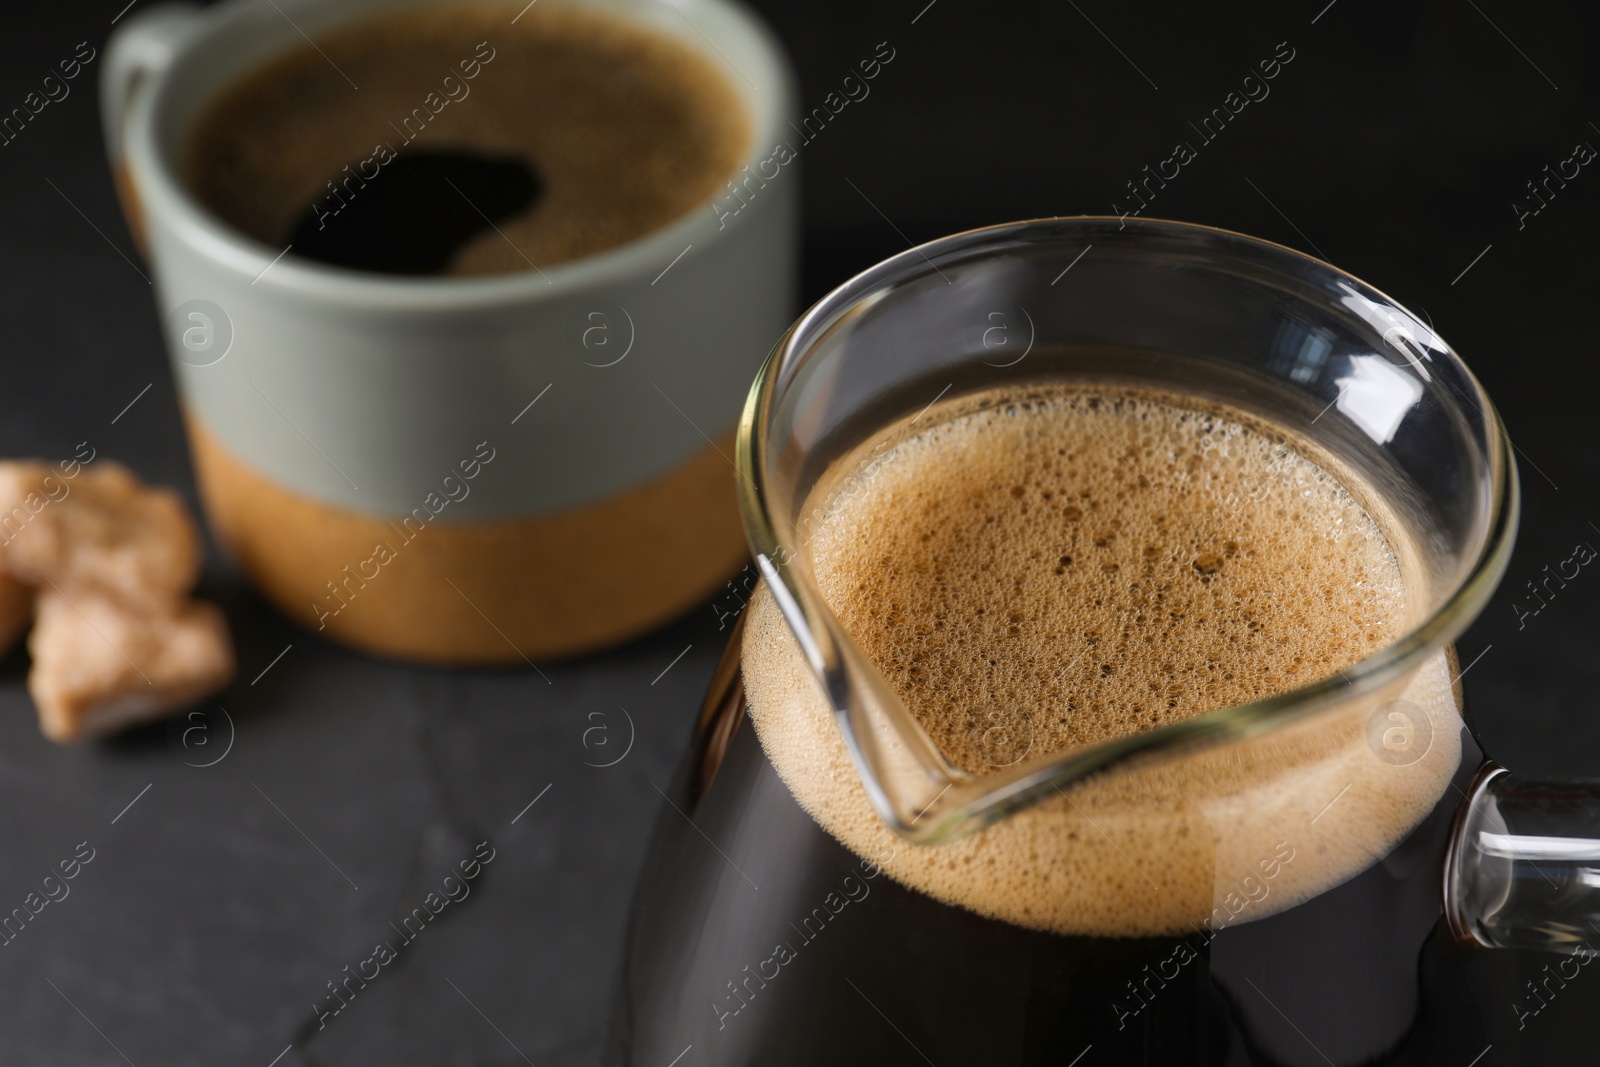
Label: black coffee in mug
xmin=182 ymin=3 xmax=748 ymax=275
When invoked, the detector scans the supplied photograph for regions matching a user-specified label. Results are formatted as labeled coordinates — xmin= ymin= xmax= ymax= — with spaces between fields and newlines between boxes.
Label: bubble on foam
xmin=744 ymin=384 xmax=1461 ymax=937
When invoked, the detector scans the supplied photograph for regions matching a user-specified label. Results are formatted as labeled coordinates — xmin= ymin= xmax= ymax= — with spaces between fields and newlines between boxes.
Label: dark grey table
xmin=2 ymin=0 xmax=1597 ymax=1062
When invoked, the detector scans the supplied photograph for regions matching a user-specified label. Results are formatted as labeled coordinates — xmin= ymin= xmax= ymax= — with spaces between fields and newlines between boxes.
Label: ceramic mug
xmin=101 ymin=0 xmax=797 ymax=663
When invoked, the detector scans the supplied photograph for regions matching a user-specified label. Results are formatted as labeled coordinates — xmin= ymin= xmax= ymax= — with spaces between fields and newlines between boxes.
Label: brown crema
xmin=183 ymin=2 xmax=749 ymax=274
xmin=744 ymin=384 xmax=1461 ymax=936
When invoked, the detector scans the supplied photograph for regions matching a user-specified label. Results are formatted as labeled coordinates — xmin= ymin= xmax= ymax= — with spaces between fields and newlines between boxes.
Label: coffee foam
xmin=743 ymin=384 xmax=1461 ymax=936
xmin=184 ymin=3 xmax=748 ymax=274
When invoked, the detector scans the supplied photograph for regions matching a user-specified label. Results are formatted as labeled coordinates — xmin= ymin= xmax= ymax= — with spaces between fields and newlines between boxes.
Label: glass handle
xmin=1445 ymin=765 xmax=1600 ymax=953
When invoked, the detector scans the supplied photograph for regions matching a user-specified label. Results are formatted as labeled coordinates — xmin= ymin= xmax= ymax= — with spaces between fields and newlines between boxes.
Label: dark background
xmin=1 ymin=0 xmax=1597 ymax=1062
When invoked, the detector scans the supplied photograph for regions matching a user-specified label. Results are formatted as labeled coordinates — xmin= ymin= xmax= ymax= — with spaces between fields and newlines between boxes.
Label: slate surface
xmin=1 ymin=0 xmax=1597 ymax=1062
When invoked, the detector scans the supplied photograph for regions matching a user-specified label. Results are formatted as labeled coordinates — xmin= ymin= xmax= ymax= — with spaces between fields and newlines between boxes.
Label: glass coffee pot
xmin=607 ymin=219 xmax=1597 ymax=1066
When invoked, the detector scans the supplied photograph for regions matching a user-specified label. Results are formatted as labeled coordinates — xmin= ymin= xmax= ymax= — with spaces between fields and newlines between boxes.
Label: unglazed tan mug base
xmin=188 ymin=414 xmax=748 ymax=663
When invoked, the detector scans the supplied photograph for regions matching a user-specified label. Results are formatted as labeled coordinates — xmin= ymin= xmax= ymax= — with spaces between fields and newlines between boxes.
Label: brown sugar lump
xmin=28 ymin=589 xmax=234 ymax=742
xmin=0 ymin=457 xmax=234 ymax=741
xmin=0 ymin=460 xmax=201 ymax=600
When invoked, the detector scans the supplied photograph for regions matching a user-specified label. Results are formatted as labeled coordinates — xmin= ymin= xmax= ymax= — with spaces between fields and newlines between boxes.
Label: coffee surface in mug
xmin=744 ymin=382 xmax=1461 ymax=936
xmin=183 ymin=3 xmax=748 ymax=275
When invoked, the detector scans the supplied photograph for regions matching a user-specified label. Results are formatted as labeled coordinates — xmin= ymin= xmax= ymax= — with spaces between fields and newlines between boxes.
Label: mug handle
xmin=100 ymin=2 xmax=204 ymax=251
xmin=1445 ymin=763 xmax=1600 ymax=955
